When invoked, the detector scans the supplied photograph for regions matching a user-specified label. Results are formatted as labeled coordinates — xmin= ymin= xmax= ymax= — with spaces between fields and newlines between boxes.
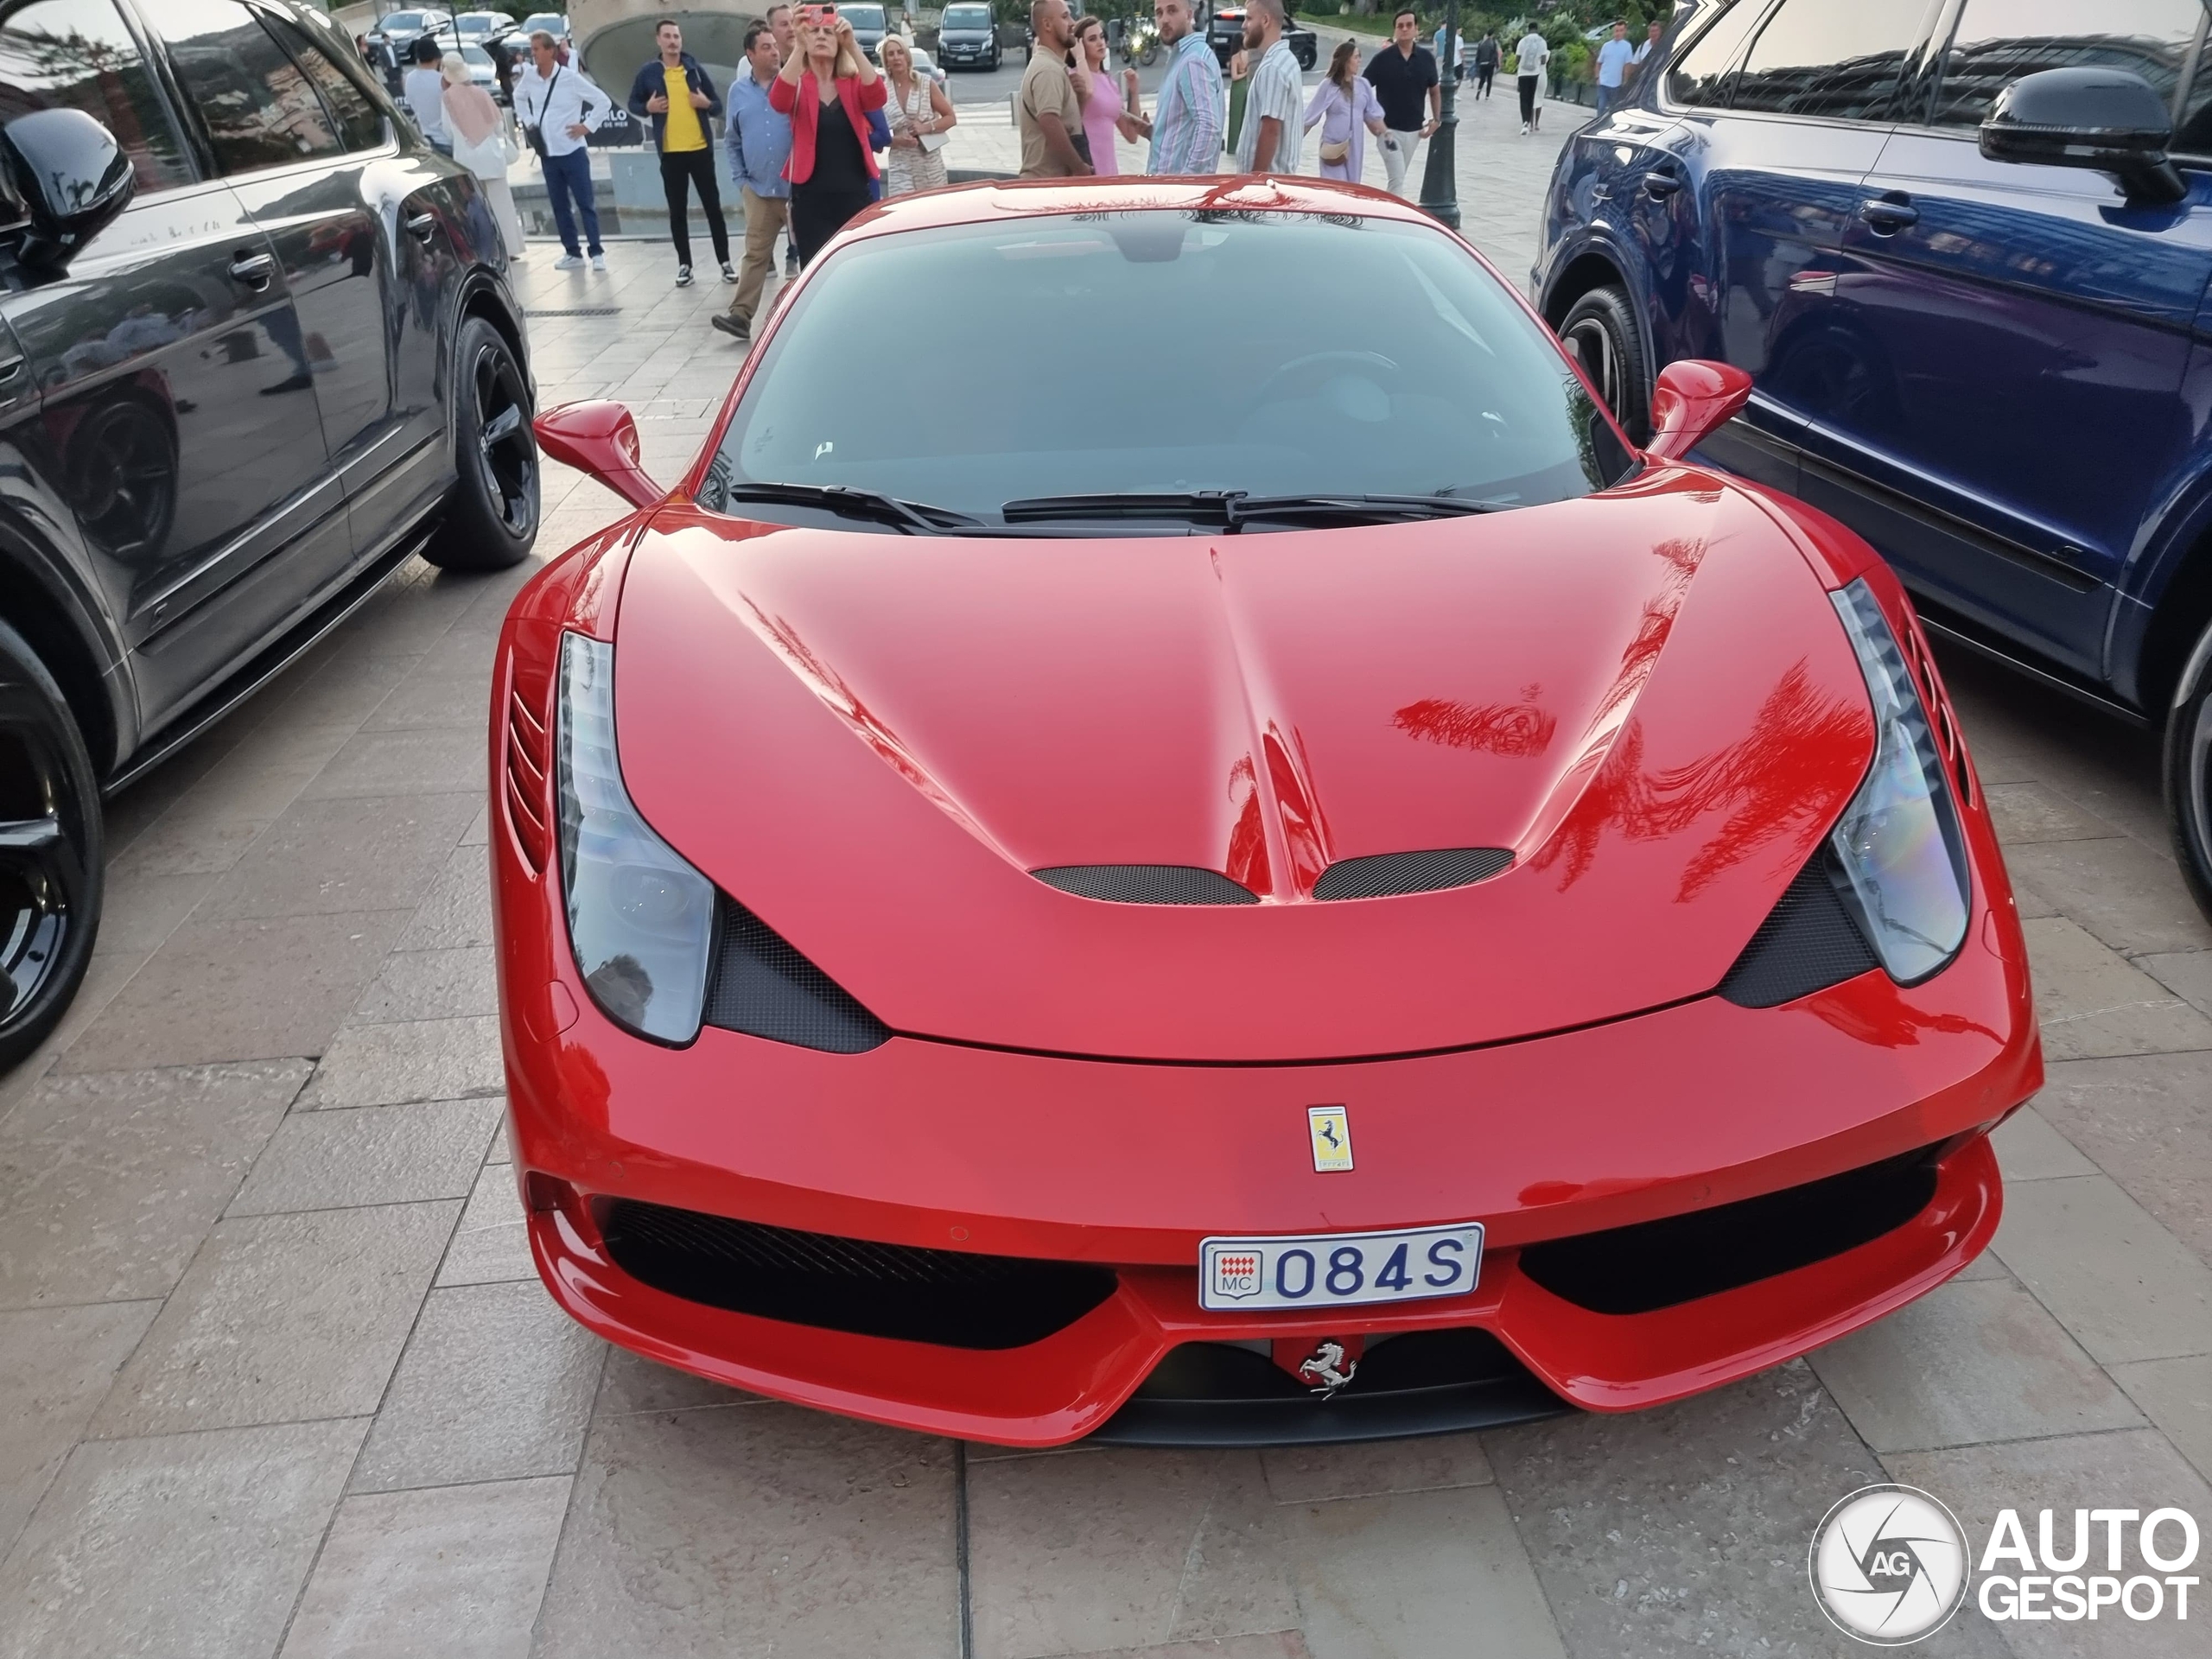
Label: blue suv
xmin=1533 ymin=0 xmax=2212 ymax=916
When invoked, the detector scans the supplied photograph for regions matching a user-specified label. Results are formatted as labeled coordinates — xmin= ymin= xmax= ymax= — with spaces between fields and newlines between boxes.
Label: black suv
xmin=0 ymin=0 xmax=538 ymax=1068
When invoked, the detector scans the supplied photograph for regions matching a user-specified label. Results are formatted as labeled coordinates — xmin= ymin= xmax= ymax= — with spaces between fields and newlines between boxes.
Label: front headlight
xmin=1826 ymin=580 xmax=1971 ymax=984
xmin=556 ymin=632 xmax=716 ymax=1043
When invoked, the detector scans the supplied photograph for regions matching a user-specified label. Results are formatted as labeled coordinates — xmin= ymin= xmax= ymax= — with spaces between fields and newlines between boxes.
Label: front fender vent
xmin=502 ymin=671 xmax=550 ymax=874
xmin=1033 ymin=865 xmax=1261 ymax=905
xmin=703 ymin=895 xmax=891 ymax=1052
xmin=1717 ymin=849 xmax=1878 ymax=1008
xmin=1313 ymin=848 xmax=1514 ymax=900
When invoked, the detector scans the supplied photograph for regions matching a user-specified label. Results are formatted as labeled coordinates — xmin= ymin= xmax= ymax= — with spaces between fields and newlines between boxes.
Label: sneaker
xmin=1519 ymin=122 xmax=1529 ymax=135
xmin=589 ymin=251 xmax=607 ymax=272
xmin=711 ymin=313 xmax=750 ymax=340
xmin=676 ymin=264 xmax=694 ymax=287
xmin=720 ymin=262 xmax=738 ymax=283
xmin=553 ymin=251 xmax=583 ymax=269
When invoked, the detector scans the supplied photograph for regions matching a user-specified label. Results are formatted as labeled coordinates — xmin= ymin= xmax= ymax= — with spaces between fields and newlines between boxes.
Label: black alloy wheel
xmin=70 ymin=398 xmax=178 ymax=556
xmin=0 ymin=619 xmax=101 ymax=1072
xmin=2166 ymin=612 xmax=2212 ymax=920
xmin=1556 ymin=284 xmax=1651 ymax=443
xmin=423 ymin=315 xmax=539 ymax=572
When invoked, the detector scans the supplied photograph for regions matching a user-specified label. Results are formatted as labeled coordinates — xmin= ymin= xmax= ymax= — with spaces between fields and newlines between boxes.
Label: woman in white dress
xmin=442 ymin=55 xmax=525 ymax=257
xmin=878 ymin=35 xmax=956 ymax=196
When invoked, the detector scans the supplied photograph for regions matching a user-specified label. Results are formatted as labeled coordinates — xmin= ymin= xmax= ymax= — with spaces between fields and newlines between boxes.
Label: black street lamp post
xmin=1416 ymin=0 xmax=1460 ymax=229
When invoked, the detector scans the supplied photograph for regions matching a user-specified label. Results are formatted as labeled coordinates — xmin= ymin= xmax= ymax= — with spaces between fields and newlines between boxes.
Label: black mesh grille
xmin=598 ymin=1198 xmax=1118 ymax=1349
xmin=702 ymin=896 xmax=891 ymax=1052
xmin=1032 ymin=865 xmax=1260 ymax=905
xmin=1717 ymin=850 xmax=1878 ymax=1007
xmin=1313 ymin=848 xmax=1515 ymax=900
xmin=1518 ymin=1145 xmax=1942 ymax=1315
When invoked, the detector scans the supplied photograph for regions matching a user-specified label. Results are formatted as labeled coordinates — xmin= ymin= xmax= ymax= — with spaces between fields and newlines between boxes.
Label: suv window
xmin=0 ymin=0 xmax=192 ymax=193
xmin=1667 ymin=0 xmax=1769 ymax=108
xmin=262 ymin=10 xmax=385 ymax=151
xmin=1929 ymin=0 xmax=2204 ymax=129
xmin=165 ymin=0 xmax=340 ymax=172
xmin=1732 ymin=0 xmax=1935 ymax=120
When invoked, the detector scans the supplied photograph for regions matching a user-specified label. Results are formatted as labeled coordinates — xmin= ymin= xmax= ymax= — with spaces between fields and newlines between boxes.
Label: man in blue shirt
xmin=714 ymin=20 xmax=795 ymax=341
xmin=1594 ymin=20 xmax=1634 ymax=118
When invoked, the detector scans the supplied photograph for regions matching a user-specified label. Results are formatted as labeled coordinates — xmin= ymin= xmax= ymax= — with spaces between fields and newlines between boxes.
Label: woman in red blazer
xmin=771 ymin=10 xmax=887 ymax=266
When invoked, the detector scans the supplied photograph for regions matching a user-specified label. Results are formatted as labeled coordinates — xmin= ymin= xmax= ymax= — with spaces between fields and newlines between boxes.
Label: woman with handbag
xmin=772 ymin=8 xmax=887 ymax=265
xmin=442 ymin=54 xmax=526 ymax=258
xmin=1304 ymin=39 xmax=1385 ymax=184
xmin=1070 ymin=15 xmax=1138 ymax=176
xmin=879 ymin=35 xmax=955 ymax=196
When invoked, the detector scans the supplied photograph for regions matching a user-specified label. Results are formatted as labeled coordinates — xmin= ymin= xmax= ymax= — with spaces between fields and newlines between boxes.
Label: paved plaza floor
xmin=2 ymin=111 xmax=2210 ymax=1659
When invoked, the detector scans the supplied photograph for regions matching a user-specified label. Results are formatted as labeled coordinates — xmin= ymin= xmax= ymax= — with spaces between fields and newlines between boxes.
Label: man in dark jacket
xmin=628 ymin=19 xmax=733 ymax=285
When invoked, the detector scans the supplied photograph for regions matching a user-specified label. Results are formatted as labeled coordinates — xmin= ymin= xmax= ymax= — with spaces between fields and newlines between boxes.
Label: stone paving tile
xmin=0 ymin=947 xmax=149 ymax=1129
xmin=1806 ymin=1278 xmax=2144 ymax=1452
xmin=2017 ymin=916 xmax=2212 ymax=1061
xmin=0 ymin=1417 xmax=365 ymax=1659
xmin=88 ymin=866 xmax=219 ymax=954
xmin=300 ymin=1016 xmax=505 ymax=1109
xmin=198 ymin=793 xmax=480 ymax=923
xmin=532 ymin=1402 xmax=958 ymax=1658
xmin=299 ymin=728 xmax=487 ymax=801
xmin=0 ymin=1301 xmax=159 ymax=1557
xmin=1988 ymin=1104 xmax=2098 ymax=1183
xmin=2004 ymin=837 xmax=2212 ymax=959
xmin=352 ymin=945 xmax=499 ymax=1025
xmin=1258 ymin=1432 xmax=1492 ymax=1505
xmin=359 ymin=662 xmax=499 ymax=734
xmin=89 ymin=1202 xmax=458 ymax=1440
xmin=391 ymin=845 xmax=494 ymax=954
xmin=53 ymin=911 xmax=410 ymax=1075
xmin=591 ymin=1346 xmax=762 ymax=1414
xmin=2032 ymin=1052 xmax=2212 ymax=1268
xmin=0 ymin=1059 xmax=307 ymax=1308
xmin=105 ymin=754 xmax=324 ymax=879
xmin=279 ymin=1475 xmax=572 ymax=1659
xmin=350 ymin=1281 xmax=603 ymax=1494
xmin=969 ymin=1449 xmax=1298 ymax=1659
xmin=227 ymin=1099 xmax=502 ymax=1217
xmin=2139 ymin=947 xmax=2212 ymax=1014
xmin=2108 ymin=1354 xmax=2212 ymax=1485
xmin=1979 ymin=779 xmax=2120 ymax=845
xmin=1059 ymin=1638 xmax=1313 ymax=1659
xmin=435 ymin=1163 xmax=534 ymax=1287
xmin=1888 ymin=1428 xmax=2212 ymax=1659
xmin=1991 ymin=1174 xmax=2212 ymax=1366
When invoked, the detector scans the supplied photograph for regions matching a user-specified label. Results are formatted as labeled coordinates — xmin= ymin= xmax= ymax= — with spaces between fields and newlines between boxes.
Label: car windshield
xmin=461 ymin=44 xmax=493 ymax=66
xmin=700 ymin=210 xmax=1632 ymax=532
xmin=943 ymin=5 xmax=992 ymax=23
xmin=842 ymin=5 xmax=887 ymax=28
xmin=387 ymin=11 xmax=426 ymax=27
xmin=524 ymin=12 xmax=563 ymax=28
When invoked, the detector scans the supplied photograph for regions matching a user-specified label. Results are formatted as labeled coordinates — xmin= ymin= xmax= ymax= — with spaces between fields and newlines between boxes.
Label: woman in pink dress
xmin=1070 ymin=14 xmax=1137 ymax=175
xmin=1305 ymin=39 xmax=1386 ymax=184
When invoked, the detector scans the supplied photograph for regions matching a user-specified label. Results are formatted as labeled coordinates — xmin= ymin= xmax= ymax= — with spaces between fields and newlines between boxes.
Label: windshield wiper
xmin=997 ymin=490 xmax=1510 ymax=531
xmin=719 ymin=481 xmax=985 ymax=534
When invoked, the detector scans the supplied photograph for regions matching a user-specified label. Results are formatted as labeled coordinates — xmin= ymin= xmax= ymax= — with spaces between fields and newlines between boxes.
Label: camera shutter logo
xmin=1809 ymin=1484 xmax=1970 ymax=1645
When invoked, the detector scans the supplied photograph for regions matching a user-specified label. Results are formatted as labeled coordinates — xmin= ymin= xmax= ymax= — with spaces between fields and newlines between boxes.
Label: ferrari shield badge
xmin=1307 ymin=1104 xmax=1353 ymax=1173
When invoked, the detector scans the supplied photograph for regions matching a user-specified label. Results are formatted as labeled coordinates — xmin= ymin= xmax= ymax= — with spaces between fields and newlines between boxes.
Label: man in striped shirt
xmin=1232 ymin=0 xmax=1301 ymax=172
xmin=1125 ymin=0 xmax=1220 ymax=175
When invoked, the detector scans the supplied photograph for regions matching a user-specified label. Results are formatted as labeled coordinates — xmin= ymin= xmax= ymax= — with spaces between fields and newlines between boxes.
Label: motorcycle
xmin=1119 ymin=15 xmax=1160 ymax=67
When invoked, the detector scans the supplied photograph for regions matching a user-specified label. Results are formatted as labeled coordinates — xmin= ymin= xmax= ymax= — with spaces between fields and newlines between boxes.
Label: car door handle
xmin=1643 ymin=170 xmax=1683 ymax=200
xmin=228 ymin=251 xmax=275 ymax=289
xmin=0 ymin=356 xmax=23 ymax=385
xmin=1857 ymin=197 xmax=1919 ymax=232
xmin=406 ymin=212 xmax=436 ymax=244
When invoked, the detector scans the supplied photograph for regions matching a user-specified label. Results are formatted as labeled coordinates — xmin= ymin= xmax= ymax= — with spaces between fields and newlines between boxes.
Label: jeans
xmin=1595 ymin=83 xmax=1619 ymax=118
xmin=543 ymin=146 xmax=602 ymax=256
xmin=659 ymin=146 xmax=728 ymax=267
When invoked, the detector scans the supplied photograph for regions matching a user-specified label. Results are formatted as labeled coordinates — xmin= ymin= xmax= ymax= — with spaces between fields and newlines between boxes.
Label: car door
xmin=0 ymin=0 xmax=340 ymax=726
xmin=1818 ymin=0 xmax=2212 ymax=678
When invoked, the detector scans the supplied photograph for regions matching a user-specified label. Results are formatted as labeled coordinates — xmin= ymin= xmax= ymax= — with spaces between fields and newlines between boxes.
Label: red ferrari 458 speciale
xmin=492 ymin=178 xmax=2039 ymax=1447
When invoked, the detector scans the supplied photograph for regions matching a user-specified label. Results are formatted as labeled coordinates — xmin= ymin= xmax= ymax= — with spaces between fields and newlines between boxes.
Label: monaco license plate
xmin=1198 ymin=1222 xmax=1484 ymax=1313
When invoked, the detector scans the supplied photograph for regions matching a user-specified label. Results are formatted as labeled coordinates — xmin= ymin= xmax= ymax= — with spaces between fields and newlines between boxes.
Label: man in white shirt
xmin=1514 ymin=26 xmax=1548 ymax=135
xmin=404 ymin=37 xmax=450 ymax=155
xmin=515 ymin=29 xmax=613 ymax=270
xmin=1594 ymin=20 xmax=1634 ymax=118
xmin=1234 ymin=0 xmax=1302 ymax=173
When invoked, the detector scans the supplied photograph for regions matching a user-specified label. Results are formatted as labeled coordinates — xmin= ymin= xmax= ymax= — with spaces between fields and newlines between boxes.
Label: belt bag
xmin=1319 ymin=136 xmax=1350 ymax=163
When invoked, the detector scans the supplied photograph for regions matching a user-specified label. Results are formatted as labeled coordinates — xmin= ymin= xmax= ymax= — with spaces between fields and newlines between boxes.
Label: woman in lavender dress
xmin=1304 ymin=39 xmax=1385 ymax=184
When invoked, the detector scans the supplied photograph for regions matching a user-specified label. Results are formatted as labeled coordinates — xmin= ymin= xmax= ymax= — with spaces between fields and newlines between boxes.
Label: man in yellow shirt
xmin=628 ymin=19 xmax=734 ymax=286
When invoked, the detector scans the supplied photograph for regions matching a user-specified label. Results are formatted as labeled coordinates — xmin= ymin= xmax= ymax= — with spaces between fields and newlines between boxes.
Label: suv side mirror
xmin=0 ymin=109 xmax=134 ymax=271
xmin=1644 ymin=359 xmax=1753 ymax=462
xmin=1980 ymin=66 xmax=2186 ymax=206
xmin=534 ymin=400 xmax=663 ymax=508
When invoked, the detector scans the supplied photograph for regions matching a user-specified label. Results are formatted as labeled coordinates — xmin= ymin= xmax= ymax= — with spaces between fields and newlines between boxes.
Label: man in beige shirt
xmin=1019 ymin=0 xmax=1091 ymax=176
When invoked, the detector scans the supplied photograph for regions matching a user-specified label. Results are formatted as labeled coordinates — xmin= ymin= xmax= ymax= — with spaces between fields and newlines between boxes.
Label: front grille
xmin=1312 ymin=848 xmax=1514 ymax=900
xmin=1717 ymin=850 xmax=1878 ymax=1007
xmin=598 ymin=1198 xmax=1118 ymax=1349
xmin=1032 ymin=865 xmax=1260 ymax=905
xmin=702 ymin=896 xmax=892 ymax=1052
xmin=1517 ymin=1145 xmax=1942 ymax=1316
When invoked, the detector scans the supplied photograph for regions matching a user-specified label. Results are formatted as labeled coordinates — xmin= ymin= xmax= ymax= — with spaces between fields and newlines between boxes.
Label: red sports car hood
xmin=612 ymin=470 xmax=1878 ymax=1060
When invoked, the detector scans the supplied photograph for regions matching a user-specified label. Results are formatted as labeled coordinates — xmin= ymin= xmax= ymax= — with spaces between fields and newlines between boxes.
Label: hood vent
xmin=1313 ymin=848 xmax=1514 ymax=901
xmin=703 ymin=896 xmax=892 ymax=1051
xmin=1033 ymin=866 xmax=1261 ymax=905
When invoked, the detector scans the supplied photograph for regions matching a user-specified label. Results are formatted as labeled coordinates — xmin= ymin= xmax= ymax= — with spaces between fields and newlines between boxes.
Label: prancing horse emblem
xmin=1296 ymin=1339 xmax=1357 ymax=1395
xmin=1307 ymin=1104 xmax=1353 ymax=1173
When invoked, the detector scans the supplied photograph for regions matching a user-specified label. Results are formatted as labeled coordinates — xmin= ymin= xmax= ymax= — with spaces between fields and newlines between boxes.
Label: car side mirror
xmin=1643 ymin=359 xmax=1753 ymax=462
xmin=533 ymin=401 xmax=663 ymax=509
xmin=1980 ymin=66 xmax=2186 ymax=206
xmin=0 ymin=109 xmax=134 ymax=272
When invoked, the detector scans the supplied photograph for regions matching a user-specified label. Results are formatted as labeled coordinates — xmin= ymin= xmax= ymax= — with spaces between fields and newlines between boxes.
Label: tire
xmin=1556 ymin=284 xmax=1651 ymax=443
xmin=423 ymin=314 xmax=539 ymax=573
xmin=0 ymin=618 xmax=102 ymax=1072
xmin=2165 ymin=612 xmax=2212 ymax=920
